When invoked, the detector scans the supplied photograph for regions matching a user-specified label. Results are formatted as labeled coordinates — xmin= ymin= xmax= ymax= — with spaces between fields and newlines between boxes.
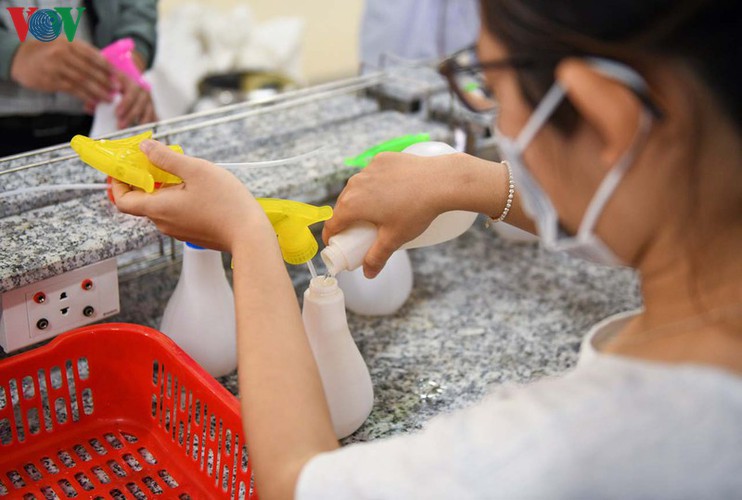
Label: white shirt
xmin=297 ymin=311 xmax=742 ymax=499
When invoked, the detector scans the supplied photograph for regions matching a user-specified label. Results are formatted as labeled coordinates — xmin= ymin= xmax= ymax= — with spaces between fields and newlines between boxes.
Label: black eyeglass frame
xmin=438 ymin=45 xmax=664 ymax=119
xmin=438 ymin=45 xmax=535 ymax=113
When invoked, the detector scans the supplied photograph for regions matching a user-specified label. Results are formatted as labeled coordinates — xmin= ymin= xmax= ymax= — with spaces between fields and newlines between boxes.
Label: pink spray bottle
xmin=90 ymin=37 xmax=151 ymax=137
xmin=101 ymin=37 xmax=151 ymax=92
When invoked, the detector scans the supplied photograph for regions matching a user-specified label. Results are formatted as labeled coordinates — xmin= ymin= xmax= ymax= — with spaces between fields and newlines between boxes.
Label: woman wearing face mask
xmin=112 ymin=0 xmax=741 ymax=497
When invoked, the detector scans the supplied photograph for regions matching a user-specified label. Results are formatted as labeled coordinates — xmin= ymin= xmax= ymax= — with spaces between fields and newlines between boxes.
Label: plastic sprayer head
xmin=70 ymin=131 xmax=184 ymax=192
xmin=256 ymin=198 xmax=333 ymax=265
xmin=69 ymin=135 xmax=86 ymax=155
xmin=101 ymin=37 xmax=151 ymax=92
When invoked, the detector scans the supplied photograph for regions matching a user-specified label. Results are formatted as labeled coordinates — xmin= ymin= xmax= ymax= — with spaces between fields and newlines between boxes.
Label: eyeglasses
xmin=438 ymin=45 xmax=535 ymax=113
xmin=440 ymin=46 xmax=664 ymax=119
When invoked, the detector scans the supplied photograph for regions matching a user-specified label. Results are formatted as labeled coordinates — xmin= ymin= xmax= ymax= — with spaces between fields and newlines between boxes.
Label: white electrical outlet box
xmin=0 ymin=258 xmax=120 ymax=352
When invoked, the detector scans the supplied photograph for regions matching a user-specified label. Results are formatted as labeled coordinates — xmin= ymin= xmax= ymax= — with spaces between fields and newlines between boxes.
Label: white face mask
xmin=495 ymin=58 xmax=653 ymax=267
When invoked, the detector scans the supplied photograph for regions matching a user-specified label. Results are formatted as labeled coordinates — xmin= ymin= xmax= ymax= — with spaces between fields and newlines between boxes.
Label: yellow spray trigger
xmin=257 ymin=198 xmax=333 ymax=265
xmin=70 ymin=131 xmax=184 ymax=193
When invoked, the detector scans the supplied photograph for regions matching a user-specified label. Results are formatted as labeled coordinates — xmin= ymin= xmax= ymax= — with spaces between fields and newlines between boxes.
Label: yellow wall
xmin=160 ymin=0 xmax=364 ymax=84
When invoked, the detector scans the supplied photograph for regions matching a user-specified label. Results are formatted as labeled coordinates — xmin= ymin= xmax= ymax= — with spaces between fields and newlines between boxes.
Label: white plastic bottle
xmin=89 ymin=95 xmax=122 ymax=138
xmin=395 ymin=141 xmax=479 ymax=248
xmin=321 ymin=141 xmax=479 ymax=276
xmin=160 ymin=242 xmax=237 ymax=377
xmin=336 ymin=249 xmax=413 ymax=316
xmin=302 ymin=276 xmax=374 ymax=438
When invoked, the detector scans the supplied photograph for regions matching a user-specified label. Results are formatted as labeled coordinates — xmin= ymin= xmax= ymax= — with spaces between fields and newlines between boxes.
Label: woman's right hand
xmin=323 ymin=151 xmax=463 ymax=278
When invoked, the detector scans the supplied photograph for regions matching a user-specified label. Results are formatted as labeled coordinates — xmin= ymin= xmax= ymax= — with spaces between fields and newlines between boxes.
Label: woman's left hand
xmin=111 ymin=140 xmax=272 ymax=252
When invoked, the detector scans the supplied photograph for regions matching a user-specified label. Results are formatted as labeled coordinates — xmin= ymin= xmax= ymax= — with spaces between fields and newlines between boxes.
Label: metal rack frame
xmin=0 ymin=72 xmax=386 ymax=177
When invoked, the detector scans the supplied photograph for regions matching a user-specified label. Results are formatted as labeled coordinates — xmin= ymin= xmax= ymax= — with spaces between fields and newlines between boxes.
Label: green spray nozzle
xmin=344 ymin=133 xmax=430 ymax=168
xmin=257 ymin=198 xmax=333 ymax=265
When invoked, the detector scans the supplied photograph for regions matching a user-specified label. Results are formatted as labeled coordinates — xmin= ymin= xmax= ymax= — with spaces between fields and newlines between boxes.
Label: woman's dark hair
xmin=480 ymin=0 xmax=740 ymax=133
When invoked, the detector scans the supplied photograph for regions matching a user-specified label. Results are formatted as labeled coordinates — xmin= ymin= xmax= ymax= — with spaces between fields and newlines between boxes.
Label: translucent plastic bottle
xmin=336 ymin=249 xmax=413 ymax=316
xmin=89 ymin=95 xmax=121 ymax=138
xmin=321 ymin=141 xmax=479 ymax=276
xmin=302 ymin=276 xmax=374 ymax=438
xmin=160 ymin=242 xmax=237 ymax=377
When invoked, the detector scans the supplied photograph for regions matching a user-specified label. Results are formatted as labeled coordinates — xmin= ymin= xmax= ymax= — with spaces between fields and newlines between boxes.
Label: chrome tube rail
xmin=0 ymin=72 xmax=387 ymax=177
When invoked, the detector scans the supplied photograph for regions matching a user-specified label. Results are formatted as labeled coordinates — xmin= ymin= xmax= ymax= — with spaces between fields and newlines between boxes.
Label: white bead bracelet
xmin=486 ymin=161 xmax=514 ymax=226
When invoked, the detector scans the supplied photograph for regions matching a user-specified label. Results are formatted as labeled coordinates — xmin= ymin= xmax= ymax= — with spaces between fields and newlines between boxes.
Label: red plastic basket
xmin=0 ymin=323 xmax=256 ymax=500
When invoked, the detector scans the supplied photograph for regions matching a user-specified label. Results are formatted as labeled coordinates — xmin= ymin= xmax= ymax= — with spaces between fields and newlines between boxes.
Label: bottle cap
xmin=185 ymin=242 xmax=205 ymax=250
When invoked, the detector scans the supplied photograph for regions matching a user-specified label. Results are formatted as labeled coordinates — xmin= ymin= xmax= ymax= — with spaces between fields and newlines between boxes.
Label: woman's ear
xmin=556 ymin=58 xmax=643 ymax=166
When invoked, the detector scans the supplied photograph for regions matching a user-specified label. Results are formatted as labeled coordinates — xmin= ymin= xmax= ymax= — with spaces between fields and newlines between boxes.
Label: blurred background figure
xmin=360 ymin=0 xmax=479 ymax=68
xmin=3 ymin=0 xmax=476 ymax=156
xmin=151 ymin=2 xmax=304 ymax=116
xmin=0 ymin=0 xmax=157 ymax=156
xmin=151 ymin=0 xmax=478 ymax=107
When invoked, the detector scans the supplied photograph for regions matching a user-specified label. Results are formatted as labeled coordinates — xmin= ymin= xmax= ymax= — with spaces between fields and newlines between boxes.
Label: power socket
xmin=0 ymin=258 xmax=120 ymax=352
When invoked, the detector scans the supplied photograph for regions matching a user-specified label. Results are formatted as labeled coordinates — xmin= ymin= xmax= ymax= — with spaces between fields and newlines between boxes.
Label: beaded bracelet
xmin=486 ymin=161 xmax=515 ymax=227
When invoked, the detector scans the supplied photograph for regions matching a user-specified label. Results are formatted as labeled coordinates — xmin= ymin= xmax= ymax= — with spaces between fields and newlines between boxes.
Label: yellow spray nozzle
xmin=257 ymin=198 xmax=333 ymax=265
xmin=70 ymin=131 xmax=184 ymax=193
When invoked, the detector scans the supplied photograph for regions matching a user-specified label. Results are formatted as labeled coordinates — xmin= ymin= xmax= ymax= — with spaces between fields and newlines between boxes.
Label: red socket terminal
xmin=81 ymin=279 xmax=94 ymax=291
xmin=33 ymin=292 xmax=46 ymax=304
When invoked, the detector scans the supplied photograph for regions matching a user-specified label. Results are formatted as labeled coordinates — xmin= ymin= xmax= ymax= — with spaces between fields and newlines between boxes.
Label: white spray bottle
xmin=159 ymin=242 xmax=237 ymax=377
xmin=335 ymin=249 xmax=413 ymax=316
xmin=249 ymin=198 xmax=373 ymax=438
xmin=324 ymin=142 xmax=478 ymax=314
xmin=302 ymin=276 xmax=374 ymax=438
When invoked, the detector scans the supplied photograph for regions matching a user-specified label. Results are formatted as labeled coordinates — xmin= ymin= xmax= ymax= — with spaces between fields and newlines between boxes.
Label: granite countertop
xmin=375 ymin=66 xmax=448 ymax=103
xmin=0 ymin=94 xmax=380 ymax=219
xmin=371 ymin=68 xmax=496 ymax=147
xmin=427 ymin=92 xmax=496 ymax=129
xmin=0 ymin=103 xmax=449 ymax=292
xmin=330 ymin=225 xmax=639 ymax=441
xmin=111 ymin=221 xmax=641 ymax=442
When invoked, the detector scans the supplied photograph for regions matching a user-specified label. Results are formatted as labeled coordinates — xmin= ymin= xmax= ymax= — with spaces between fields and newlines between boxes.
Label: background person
xmin=360 ymin=0 xmax=479 ymax=69
xmin=0 ymin=0 xmax=158 ymax=156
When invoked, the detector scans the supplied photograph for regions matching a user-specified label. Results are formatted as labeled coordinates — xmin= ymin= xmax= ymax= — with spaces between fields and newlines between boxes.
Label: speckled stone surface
xmin=0 ymin=94 xmax=379 ymax=219
xmin=87 ymin=222 xmax=640 ymax=444
xmin=342 ymin=226 xmax=641 ymax=441
xmin=0 ymin=108 xmax=449 ymax=292
xmin=371 ymin=69 xmax=497 ymax=151
xmin=427 ymin=91 xmax=496 ymax=129
xmin=373 ymin=66 xmax=448 ymax=104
